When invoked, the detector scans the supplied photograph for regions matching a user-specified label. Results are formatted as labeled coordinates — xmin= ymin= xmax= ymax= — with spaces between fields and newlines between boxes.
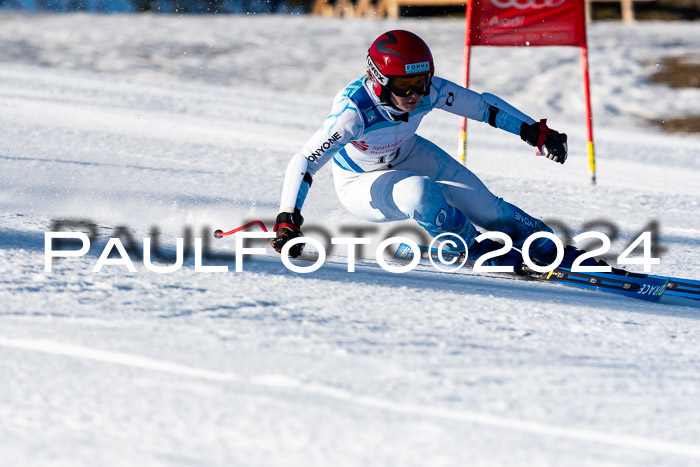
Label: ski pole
xmin=213 ymin=220 xmax=268 ymax=239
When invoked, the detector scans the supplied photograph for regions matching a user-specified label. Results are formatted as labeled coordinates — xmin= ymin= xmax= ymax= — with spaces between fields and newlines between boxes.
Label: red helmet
xmin=367 ymin=30 xmax=435 ymax=97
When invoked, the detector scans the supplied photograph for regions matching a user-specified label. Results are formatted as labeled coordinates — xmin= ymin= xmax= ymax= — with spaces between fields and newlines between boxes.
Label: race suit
xmin=278 ymin=75 xmax=554 ymax=258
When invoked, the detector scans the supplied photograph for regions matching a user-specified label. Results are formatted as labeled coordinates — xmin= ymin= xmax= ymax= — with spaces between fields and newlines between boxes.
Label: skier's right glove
xmin=520 ymin=119 xmax=568 ymax=164
xmin=271 ymin=211 xmax=304 ymax=258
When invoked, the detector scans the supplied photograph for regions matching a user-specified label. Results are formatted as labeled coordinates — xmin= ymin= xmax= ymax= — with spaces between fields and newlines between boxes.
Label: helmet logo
xmin=375 ymin=32 xmax=406 ymax=62
xmin=405 ymin=62 xmax=430 ymax=74
xmin=366 ymin=54 xmax=389 ymax=85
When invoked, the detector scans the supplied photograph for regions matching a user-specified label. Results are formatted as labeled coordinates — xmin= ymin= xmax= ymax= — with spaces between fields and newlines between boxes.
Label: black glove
xmin=520 ymin=119 xmax=568 ymax=164
xmin=271 ymin=210 xmax=304 ymax=258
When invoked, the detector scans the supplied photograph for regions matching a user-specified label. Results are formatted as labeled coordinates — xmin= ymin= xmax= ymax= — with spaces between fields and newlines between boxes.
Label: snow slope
xmin=1 ymin=12 xmax=700 ymax=466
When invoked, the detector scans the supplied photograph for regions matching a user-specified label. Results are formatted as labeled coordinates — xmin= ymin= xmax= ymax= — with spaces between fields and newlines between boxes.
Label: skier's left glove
xmin=271 ymin=211 xmax=304 ymax=258
xmin=520 ymin=119 xmax=568 ymax=164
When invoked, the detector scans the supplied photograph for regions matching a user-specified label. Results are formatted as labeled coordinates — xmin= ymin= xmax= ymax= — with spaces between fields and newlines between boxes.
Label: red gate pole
xmin=581 ymin=43 xmax=596 ymax=184
xmin=459 ymin=0 xmax=474 ymax=165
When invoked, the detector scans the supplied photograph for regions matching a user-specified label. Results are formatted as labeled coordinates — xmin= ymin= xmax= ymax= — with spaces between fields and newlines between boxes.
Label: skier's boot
xmin=537 ymin=245 xmax=610 ymax=270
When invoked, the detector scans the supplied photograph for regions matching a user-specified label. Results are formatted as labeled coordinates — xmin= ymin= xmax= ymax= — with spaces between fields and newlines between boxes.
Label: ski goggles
xmin=387 ymin=74 xmax=431 ymax=97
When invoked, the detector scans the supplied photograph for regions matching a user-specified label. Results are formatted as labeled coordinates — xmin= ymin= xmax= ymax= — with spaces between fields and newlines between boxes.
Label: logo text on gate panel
xmin=490 ymin=0 xmax=565 ymax=9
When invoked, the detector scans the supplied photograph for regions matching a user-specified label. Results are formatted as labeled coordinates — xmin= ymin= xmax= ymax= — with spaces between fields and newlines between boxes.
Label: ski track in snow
xmin=2 ymin=335 xmax=700 ymax=460
xmin=1 ymin=12 xmax=700 ymax=467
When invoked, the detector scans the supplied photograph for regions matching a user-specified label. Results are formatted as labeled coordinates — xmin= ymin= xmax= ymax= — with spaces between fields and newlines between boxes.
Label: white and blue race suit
xmin=278 ymin=75 xmax=554 ymax=259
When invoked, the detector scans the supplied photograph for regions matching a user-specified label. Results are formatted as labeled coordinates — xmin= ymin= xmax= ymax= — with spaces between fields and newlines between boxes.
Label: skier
xmin=271 ymin=29 xmax=602 ymax=271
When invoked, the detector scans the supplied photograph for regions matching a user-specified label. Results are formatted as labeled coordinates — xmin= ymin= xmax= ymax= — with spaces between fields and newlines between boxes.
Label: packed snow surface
xmin=1 ymin=12 xmax=700 ymax=466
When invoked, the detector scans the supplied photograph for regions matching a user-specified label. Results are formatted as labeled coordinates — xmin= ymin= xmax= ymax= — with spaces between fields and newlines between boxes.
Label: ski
xmin=570 ymin=261 xmax=700 ymax=302
xmin=656 ymin=277 xmax=700 ymax=300
xmin=537 ymin=268 xmax=668 ymax=302
xmin=394 ymin=243 xmax=671 ymax=303
xmin=609 ymin=270 xmax=700 ymax=301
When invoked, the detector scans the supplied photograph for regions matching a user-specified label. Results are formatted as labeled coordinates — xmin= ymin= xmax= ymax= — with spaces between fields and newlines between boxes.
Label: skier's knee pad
xmin=392 ymin=176 xmax=475 ymax=240
xmin=393 ymin=176 xmax=442 ymax=217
